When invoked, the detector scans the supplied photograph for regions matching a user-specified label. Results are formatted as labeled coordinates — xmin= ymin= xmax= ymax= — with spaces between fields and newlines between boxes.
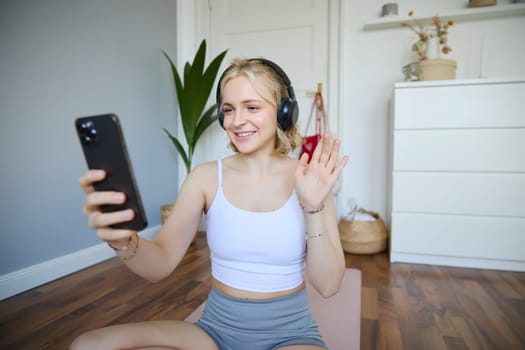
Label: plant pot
xmin=161 ymin=204 xmax=173 ymax=224
xmin=419 ymin=59 xmax=456 ymax=81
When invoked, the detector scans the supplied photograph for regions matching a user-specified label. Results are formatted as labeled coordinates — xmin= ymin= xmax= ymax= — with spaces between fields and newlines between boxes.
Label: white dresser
xmin=389 ymin=78 xmax=525 ymax=271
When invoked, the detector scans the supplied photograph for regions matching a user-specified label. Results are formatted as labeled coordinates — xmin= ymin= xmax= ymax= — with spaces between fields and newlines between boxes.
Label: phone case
xmin=75 ymin=113 xmax=148 ymax=230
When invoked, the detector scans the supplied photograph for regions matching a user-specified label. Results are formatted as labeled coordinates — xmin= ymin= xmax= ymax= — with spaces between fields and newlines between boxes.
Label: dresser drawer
xmin=391 ymin=172 xmax=525 ymax=217
xmin=393 ymin=128 xmax=525 ymax=172
xmin=391 ymin=213 xmax=525 ymax=261
xmin=394 ymin=81 xmax=525 ymax=129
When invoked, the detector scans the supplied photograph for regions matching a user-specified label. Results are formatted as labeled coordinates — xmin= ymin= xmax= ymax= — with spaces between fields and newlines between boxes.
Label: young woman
xmin=71 ymin=58 xmax=349 ymax=350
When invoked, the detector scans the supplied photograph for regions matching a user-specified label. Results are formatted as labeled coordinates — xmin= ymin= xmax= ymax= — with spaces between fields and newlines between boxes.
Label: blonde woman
xmin=71 ymin=58 xmax=348 ymax=350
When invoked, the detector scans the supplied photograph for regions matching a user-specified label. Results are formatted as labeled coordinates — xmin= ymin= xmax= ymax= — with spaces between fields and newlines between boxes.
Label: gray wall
xmin=0 ymin=0 xmax=180 ymax=275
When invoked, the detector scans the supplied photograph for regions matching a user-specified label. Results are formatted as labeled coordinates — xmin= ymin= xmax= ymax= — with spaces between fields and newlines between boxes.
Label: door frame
xmin=175 ymin=0 xmax=344 ymax=215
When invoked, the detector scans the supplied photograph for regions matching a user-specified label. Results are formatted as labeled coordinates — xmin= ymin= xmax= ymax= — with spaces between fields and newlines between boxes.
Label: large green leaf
xmin=162 ymin=39 xmax=228 ymax=173
xmin=200 ymin=50 xmax=228 ymax=113
xmin=163 ymin=128 xmax=191 ymax=174
xmin=193 ymin=105 xmax=218 ymax=146
xmin=161 ymin=50 xmax=186 ymax=128
xmin=184 ymin=43 xmax=207 ymax=140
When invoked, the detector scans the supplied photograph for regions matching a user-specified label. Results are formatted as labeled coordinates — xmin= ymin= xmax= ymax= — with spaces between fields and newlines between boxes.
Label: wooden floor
xmin=1 ymin=233 xmax=524 ymax=350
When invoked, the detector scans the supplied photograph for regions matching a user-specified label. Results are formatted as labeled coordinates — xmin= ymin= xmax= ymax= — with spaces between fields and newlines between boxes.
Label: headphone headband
xmin=216 ymin=58 xmax=299 ymax=130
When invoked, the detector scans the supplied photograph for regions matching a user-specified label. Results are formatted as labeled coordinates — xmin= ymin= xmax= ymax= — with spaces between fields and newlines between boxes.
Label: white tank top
xmin=206 ymin=159 xmax=306 ymax=293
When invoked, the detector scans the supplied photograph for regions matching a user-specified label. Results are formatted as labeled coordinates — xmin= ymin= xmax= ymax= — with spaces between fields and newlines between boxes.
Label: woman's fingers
xmin=96 ymin=226 xmax=136 ymax=243
xmin=296 ymin=152 xmax=309 ymax=176
xmin=88 ymin=209 xmax=137 ymax=243
xmin=78 ymin=170 xmax=106 ymax=193
xmin=326 ymin=138 xmax=341 ymax=170
xmin=318 ymin=134 xmax=331 ymax=165
xmin=78 ymin=169 xmax=137 ymax=245
xmin=85 ymin=191 xmax=126 ymax=209
xmin=88 ymin=208 xmax=135 ymax=229
xmin=332 ymin=155 xmax=350 ymax=178
xmin=309 ymin=134 xmax=326 ymax=163
xmin=309 ymin=133 xmax=343 ymax=172
xmin=83 ymin=191 xmax=126 ymax=215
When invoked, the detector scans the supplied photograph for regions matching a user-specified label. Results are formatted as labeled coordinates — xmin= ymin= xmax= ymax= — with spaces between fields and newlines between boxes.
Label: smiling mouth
xmin=235 ymin=131 xmax=256 ymax=137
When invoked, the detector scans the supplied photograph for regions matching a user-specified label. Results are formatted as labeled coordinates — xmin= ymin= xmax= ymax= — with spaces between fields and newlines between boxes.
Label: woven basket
xmin=419 ymin=59 xmax=456 ymax=81
xmin=338 ymin=210 xmax=388 ymax=254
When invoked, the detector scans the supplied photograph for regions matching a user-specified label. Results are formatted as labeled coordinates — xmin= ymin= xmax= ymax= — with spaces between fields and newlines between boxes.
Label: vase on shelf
xmin=425 ymin=36 xmax=440 ymax=60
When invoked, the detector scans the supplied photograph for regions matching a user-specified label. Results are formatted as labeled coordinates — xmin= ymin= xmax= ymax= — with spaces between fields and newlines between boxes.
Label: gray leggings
xmin=196 ymin=287 xmax=327 ymax=350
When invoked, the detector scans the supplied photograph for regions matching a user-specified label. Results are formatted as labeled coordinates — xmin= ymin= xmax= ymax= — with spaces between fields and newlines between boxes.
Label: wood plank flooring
xmin=1 ymin=233 xmax=524 ymax=350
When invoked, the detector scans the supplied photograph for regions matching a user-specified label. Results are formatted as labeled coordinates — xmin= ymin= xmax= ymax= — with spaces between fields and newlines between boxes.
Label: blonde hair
xmin=218 ymin=58 xmax=302 ymax=155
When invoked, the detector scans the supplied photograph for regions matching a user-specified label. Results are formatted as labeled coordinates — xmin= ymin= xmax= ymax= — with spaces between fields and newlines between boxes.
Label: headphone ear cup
xmin=277 ymin=98 xmax=299 ymax=130
xmin=216 ymin=73 xmax=226 ymax=129
xmin=218 ymin=110 xmax=225 ymax=129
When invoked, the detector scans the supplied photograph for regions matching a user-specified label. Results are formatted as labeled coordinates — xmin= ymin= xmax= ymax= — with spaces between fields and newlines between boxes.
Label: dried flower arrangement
xmin=402 ymin=11 xmax=454 ymax=60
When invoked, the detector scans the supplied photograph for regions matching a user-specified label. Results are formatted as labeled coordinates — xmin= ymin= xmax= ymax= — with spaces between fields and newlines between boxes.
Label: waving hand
xmin=295 ymin=133 xmax=349 ymax=210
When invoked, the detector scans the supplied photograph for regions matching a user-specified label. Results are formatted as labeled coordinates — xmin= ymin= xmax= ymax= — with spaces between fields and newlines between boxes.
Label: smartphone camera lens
xmin=79 ymin=121 xmax=93 ymax=130
xmin=78 ymin=120 xmax=98 ymax=146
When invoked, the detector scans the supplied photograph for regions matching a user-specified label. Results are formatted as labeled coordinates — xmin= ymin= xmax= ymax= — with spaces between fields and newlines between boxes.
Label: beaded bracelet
xmin=300 ymin=203 xmax=325 ymax=214
xmin=108 ymin=234 xmax=139 ymax=261
xmin=305 ymin=231 xmax=325 ymax=240
xmin=118 ymin=234 xmax=139 ymax=261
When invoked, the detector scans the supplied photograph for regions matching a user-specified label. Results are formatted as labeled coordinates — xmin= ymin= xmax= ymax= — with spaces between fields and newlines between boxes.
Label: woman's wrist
xmin=107 ymin=234 xmax=139 ymax=261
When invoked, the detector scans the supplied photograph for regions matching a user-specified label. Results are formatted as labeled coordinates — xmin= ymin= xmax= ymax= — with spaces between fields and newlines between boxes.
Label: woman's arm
xmin=295 ymin=133 xmax=349 ymax=297
xmin=303 ymin=192 xmax=345 ymax=297
xmin=121 ymin=166 xmax=208 ymax=282
xmin=80 ymin=163 xmax=212 ymax=282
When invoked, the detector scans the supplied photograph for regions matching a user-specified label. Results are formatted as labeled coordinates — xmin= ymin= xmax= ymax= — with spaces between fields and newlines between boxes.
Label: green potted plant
xmin=161 ymin=40 xmax=227 ymax=224
xmin=162 ymin=39 xmax=228 ymax=174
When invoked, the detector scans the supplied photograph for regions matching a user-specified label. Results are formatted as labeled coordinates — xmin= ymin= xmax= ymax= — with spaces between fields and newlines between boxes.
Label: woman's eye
xmin=223 ymin=107 xmax=233 ymax=114
xmin=247 ymin=105 xmax=259 ymax=112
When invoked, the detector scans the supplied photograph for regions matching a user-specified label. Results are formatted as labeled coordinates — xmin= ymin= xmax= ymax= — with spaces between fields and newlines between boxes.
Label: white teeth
xmin=237 ymin=131 xmax=255 ymax=137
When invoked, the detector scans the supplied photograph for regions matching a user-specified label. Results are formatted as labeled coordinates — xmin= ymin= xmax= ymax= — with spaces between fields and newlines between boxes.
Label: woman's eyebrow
xmin=222 ymin=99 xmax=261 ymax=105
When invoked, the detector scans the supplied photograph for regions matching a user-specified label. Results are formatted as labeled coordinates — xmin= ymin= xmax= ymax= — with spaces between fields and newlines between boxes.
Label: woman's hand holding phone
xmin=79 ymin=169 xmax=137 ymax=248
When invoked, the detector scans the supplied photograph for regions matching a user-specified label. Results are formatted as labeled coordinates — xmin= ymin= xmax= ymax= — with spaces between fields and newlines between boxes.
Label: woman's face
xmin=221 ymin=76 xmax=278 ymax=155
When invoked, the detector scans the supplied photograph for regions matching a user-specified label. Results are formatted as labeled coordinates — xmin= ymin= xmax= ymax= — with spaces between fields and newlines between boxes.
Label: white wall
xmin=339 ymin=0 xmax=525 ymax=220
xmin=0 ymin=0 xmax=179 ymax=279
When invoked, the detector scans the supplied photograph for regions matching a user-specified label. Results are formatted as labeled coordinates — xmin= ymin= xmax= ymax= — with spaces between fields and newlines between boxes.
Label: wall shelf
xmin=363 ymin=3 xmax=525 ymax=30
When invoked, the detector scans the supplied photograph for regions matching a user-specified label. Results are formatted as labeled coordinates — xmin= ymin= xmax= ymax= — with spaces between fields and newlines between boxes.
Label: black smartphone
xmin=75 ymin=113 xmax=148 ymax=231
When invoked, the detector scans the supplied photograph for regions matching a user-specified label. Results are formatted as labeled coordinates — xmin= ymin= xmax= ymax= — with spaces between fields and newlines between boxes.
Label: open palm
xmin=295 ymin=133 xmax=349 ymax=210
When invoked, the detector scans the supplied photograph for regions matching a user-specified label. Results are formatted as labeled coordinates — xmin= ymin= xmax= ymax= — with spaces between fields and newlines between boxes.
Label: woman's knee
xmin=69 ymin=328 xmax=107 ymax=350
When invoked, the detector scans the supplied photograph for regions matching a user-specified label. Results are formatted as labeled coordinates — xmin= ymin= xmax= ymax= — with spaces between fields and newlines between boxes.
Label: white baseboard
xmin=390 ymin=252 xmax=525 ymax=272
xmin=0 ymin=225 xmax=160 ymax=301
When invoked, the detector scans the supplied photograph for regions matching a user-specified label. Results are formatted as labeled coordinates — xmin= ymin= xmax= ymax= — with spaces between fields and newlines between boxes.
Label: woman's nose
xmin=229 ymin=110 xmax=247 ymax=127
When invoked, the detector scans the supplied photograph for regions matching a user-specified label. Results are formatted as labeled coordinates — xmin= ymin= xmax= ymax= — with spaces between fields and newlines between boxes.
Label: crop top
xmin=206 ymin=159 xmax=306 ymax=293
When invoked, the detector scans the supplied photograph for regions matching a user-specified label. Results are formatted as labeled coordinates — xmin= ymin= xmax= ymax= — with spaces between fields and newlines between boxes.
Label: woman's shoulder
xmin=188 ymin=160 xmax=219 ymax=180
xmin=179 ymin=160 xmax=219 ymax=200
